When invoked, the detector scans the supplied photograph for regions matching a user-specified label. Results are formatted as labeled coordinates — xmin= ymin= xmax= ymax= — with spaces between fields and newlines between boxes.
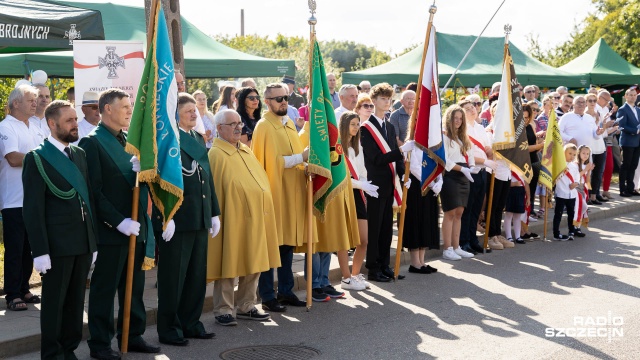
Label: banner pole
xmin=482 ymin=172 xmax=496 ymax=252
xmin=122 ymin=0 xmax=157 ymax=352
xmin=305 ymin=2 xmax=317 ymax=311
xmin=394 ymin=4 xmax=437 ymax=281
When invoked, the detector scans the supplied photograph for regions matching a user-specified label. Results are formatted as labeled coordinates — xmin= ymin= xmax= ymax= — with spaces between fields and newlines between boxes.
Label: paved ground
xmin=8 ymin=204 xmax=640 ymax=359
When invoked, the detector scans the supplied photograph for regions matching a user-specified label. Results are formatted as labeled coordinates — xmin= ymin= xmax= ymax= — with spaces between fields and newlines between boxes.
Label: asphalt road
xmin=13 ymin=211 xmax=640 ymax=360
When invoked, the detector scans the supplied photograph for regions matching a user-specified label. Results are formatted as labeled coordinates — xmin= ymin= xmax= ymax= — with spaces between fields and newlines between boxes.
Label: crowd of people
xmin=1 ymin=71 xmax=639 ymax=359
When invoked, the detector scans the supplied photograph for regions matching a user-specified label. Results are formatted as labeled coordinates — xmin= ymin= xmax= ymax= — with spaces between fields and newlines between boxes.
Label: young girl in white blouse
xmin=440 ymin=105 xmax=475 ymax=261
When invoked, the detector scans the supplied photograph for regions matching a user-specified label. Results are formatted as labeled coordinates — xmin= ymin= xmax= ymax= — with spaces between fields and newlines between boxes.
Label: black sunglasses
xmin=246 ymin=95 xmax=260 ymax=101
xmin=361 ymin=104 xmax=374 ymax=109
xmin=266 ymin=95 xmax=289 ymax=103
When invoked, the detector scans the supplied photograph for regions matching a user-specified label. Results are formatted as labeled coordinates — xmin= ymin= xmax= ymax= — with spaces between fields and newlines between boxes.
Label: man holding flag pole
xmin=394 ymin=4 xmax=446 ymax=278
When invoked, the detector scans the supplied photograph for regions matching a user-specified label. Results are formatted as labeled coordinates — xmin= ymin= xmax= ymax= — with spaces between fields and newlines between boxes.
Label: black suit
xmin=22 ymin=141 xmax=97 ymax=359
xmin=360 ymin=115 xmax=404 ymax=272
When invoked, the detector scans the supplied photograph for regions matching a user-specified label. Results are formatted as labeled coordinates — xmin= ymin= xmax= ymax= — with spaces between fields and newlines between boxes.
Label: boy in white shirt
xmin=554 ymin=144 xmax=580 ymax=241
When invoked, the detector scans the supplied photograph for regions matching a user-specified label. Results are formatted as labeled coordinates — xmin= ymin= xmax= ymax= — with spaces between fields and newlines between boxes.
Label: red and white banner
xmin=73 ymin=40 xmax=144 ymax=112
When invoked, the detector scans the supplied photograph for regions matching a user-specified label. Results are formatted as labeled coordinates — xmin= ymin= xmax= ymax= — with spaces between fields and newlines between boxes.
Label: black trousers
xmin=553 ymin=196 xmax=576 ymax=235
xmin=41 ymin=254 xmax=91 ymax=360
xmin=488 ymin=178 xmax=510 ymax=237
xmin=590 ymin=152 xmax=606 ymax=197
xmin=1 ymin=208 xmax=32 ymax=304
xmin=529 ymin=162 xmax=541 ymax=212
xmin=460 ymin=170 xmax=486 ymax=248
xmin=365 ymin=191 xmax=395 ymax=272
xmin=620 ymin=145 xmax=640 ymax=193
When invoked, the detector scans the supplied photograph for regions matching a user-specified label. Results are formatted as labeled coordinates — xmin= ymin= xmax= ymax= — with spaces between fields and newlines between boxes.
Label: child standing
xmin=574 ymin=145 xmax=594 ymax=237
xmin=504 ymin=171 xmax=531 ymax=244
xmin=554 ymin=144 xmax=580 ymax=241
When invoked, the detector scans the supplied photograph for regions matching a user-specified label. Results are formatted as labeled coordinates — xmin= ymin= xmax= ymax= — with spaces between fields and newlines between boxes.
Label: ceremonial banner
xmin=125 ymin=5 xmax=183 ymax=227
xmin=538 ymin=110 xmax=566 ymax=190
xmin=413 ymin=27 xmax=445 ymax=194
xmin=307 ymin=40 xmax=347 ymax=220
xmin=491 ymin=44 xmax=532 ymax=182
xmin=73 ymin=40 xmax=144 ymax=115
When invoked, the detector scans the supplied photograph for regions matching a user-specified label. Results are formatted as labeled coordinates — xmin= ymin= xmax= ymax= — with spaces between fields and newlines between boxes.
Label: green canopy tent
xmin=559 ymin=38 xmax=640 ymax=85
xmin=0 ymin=0 xmax=105 ymax=53
xmin=0 ymin=1 xmax=294 ymax=78
xmin=342 ymin=32 xmax=586 ymax=88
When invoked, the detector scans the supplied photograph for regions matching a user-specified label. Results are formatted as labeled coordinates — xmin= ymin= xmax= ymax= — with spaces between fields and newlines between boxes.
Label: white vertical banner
xmin=73 ymin=40 xmax=144 ymax=116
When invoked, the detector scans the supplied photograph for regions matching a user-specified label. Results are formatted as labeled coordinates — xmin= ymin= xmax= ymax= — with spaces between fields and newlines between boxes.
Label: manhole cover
xmin=220 ymin=345 xmax=321 ymax=360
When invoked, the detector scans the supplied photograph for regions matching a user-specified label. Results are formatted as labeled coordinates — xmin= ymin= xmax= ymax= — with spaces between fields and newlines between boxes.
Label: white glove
xmin=460 ymin=167 xmax=474 ymax=182
xmin=116 ymin=218 xmax=141 ymax=236
xmin=162 ymin=219 xmax=176 ymax=242
xmin=361 ymin=181 xmax=379 ymax=198
xmin=430 ymin=178 xmax=443 ymax=196
xmin=403 ymin=176 xmax=412 ymax=189
xmin=399 ymin=140 xmax=415 ymax=153
xmin=210 ymin=216 xmax=221 ymax=237
xmin=34 ymin=254 xmax=52 ymax=274
xmin=483 ymin=159 xmax=498 ymax=171
xmin=130 ymin=156 xmax=141 ymax=172
xmin=92 ymin=251 xmax=97 ymax=265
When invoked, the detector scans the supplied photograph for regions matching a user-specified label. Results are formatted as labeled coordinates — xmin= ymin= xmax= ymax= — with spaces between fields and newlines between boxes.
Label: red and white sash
xmin=565 ymin=170 xmax=589 ymax=227
xmin=345 ymin=154 xmax=366 ymax=206
xmin=362 ymin=121 xmax=403 ymax=210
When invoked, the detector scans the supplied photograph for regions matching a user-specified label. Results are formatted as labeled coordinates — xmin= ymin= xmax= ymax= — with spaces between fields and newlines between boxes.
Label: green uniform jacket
xmin=22 ymin=141 xmax=97 ymax=257
xmin=79 ymin=124 xmax=150 ymax=245
xmin=153 ymin=130 xmax=220 ymax=231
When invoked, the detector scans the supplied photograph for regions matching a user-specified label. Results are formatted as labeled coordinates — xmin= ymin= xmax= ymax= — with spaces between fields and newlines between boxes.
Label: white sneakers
xmin=355 ymin=273 xmax=372 ymax=289
xmin=443 ymin=246 xmax=475 ymax=261
xmin=341 ymin=275 xmax=367 ymax=291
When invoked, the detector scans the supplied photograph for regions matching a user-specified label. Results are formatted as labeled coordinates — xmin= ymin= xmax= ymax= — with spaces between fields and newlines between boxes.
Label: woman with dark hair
xmin=235 ymin=86 xmax=262 ymax=147
xmin=212 ymin=85 xmax=237 ymax=113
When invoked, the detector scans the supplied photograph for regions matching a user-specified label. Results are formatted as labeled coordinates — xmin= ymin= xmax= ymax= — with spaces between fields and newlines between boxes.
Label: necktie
xmin=64 ymin=147 xmax=73 ymax=161
xmin=381 ymin=120 xmax=388 ymax=140
xmin=116 ymin=131 xmax=126 ymax=146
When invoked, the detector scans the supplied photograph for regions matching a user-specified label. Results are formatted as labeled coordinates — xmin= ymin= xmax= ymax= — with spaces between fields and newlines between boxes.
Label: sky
xmin=69 ymin=0 xmax=596 ymax=57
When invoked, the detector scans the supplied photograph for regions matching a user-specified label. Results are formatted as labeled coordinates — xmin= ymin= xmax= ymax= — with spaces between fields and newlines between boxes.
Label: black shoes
xmin=595 ymin=195 xmax=609 ymax=202
xmin=515 ymin=238 xmax=526 ymax=244
xmin=382 ymin=268 xmax=405 ymax=280
xmin=368 ymin=271 xmax=392 ymax=282
xmin=277 ymin=293 xmax=306 ymax=307
xmin=590 ymin=199 xmax=602 ymax=205
xmin=186 ymin=331 xmax=215 ymax=339
xmin=90 ymin=348 xmax=121 ymax=360
xmin=408 ymin=265 xmax=432 ymax=274
xmin=573 ymin=229 xmax=586 ymax=237
xmin=262 ymin=298 xmax=286 ymax=312
xmin=620 ymin=192 xmax=633 ymax=197
xmin=127 ymin=339 xmax=161 ymax=353
xmin=470 ymin=242 xmax=491 ymax=253
xmin=632 ymin=191 xmax=640 ymax=196
xmin=461 ymin=245 xmax=478 ymax=255
xmin=159 ymin=338 xmax=189 ymax=347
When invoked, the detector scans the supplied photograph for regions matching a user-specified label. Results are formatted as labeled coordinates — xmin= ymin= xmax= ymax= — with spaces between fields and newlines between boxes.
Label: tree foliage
xmin=529 ymin=0 xmax=640 ymax=68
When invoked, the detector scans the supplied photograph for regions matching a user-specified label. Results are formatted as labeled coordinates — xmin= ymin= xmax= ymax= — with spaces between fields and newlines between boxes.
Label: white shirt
xmin=29 ymin=116 xmax=49 ymax=143
xmin=334 ymin=106 xmax=349 ymax=119
xmin=71 ymin=117 xmax=98 ymax=146
xmin=443 ymin=134 xmax=475 ymax=172
xmin=466 ymin=121 xmax=490 ymax=173
xmin=348 ymin=145 xmax=368 ymax=189
xmin=556 ymin=162 xmax=578 ymax=199
xmin=48 ymin=135 xmax=70 ymax=157
xmin=0 ymin=115 xmax=41 ymax=209
xmin=484 ymin=122 xmax=511 ymax=181
xmin=410 ymin=147 xmax=423 ymax=180
xmin=591 ymin=105 xmax=609 ymax=154
xmin=558 ymin=112 xmax=599 ymax=148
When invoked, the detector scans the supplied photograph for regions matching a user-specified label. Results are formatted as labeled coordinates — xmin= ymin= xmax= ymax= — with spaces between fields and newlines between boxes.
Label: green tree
xmin=529 ymin=0 xmax=640 ymax=68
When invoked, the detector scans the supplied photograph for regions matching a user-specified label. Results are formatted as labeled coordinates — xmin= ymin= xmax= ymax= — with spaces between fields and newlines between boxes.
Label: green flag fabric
xmin=307 ymin=40 xmax=348 ymax=221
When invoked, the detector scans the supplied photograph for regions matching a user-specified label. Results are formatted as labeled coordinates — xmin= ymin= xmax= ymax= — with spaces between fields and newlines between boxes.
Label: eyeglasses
xmin=246 ymin=95 xmax=260 ymax=101
xmin=177 ymin=81 xmax=186 ymax=85
xmin=83 ymin=105 xmax=99 ymax=110
xmin=554 ymin=96 xmax=561 ymax=100
xmin=532 ymin=108 xmax=540 ymax=112
xmin=361 ymin=104 xmax=374 ymax=109
xmin=266 ymin=95 xmax=289 ymax=103
xmin=473 ymin=102 xmax=482 ymax=106
xmin=221 ymin=122 xmax=245 ymax=128
xmin=587 ymin=99 xmax=597 ymax=103
xmin=525 ymin=90 xmax=535 ymax=94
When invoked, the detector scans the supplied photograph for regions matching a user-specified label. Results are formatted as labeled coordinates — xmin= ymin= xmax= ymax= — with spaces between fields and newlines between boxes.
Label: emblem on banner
xmin=99 ymin=47 xmax=126 ymax=79
xmin=64 ymin=24 xmax=81 ymax=45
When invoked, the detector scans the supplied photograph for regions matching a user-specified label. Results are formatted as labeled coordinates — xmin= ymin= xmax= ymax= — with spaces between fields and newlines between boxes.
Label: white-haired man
xmin=335 ymin=84 xmax=358 ymax=119
xmin=359 ymin=80 xmax=371 ymax=94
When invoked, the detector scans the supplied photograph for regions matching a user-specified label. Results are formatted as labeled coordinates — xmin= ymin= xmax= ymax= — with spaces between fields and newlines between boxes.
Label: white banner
xmin=73 ymin=40 xmax=144 ymax=115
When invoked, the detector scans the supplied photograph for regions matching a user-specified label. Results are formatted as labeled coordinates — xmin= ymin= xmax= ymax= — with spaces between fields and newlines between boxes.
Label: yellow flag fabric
xmin=538 ymin=110 xmax=567 ymax=190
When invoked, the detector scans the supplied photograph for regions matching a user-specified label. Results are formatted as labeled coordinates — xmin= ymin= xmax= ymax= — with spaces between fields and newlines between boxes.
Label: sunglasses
xmin=532 ymin=108 xmax=540 ymax=112
xmin=587 ymin=99 xmax=597 ymax=103
xmin=525 ymin=90 xmax=535 ymax=94
xmin=266 ymin=95 xmax=289 ymax=103
xmin=554 ymin=96 xmax=561 ymax=100
xmin=246 ymin=95 xmax=260 ymax=101
xmin=473 ymin=102 xmax=482 ymax=106
xmin=361 ymin=104 xmax=374 ymax=109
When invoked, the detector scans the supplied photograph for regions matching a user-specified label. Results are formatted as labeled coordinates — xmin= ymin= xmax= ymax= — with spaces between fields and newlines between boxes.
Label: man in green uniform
xmin=80 ymin=89 xmax=160 ymax=360
xmin=23 ymin=100 xmax=97 ymax=360
xmin=154 ymin=93 xmax=220 ymax=346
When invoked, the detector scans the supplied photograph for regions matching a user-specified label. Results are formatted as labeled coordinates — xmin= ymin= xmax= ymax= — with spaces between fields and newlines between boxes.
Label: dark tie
xmin=381 ymin=121 xmax=388 ymax=140
xmin=64 ymin=147 xmax=73 ymax=161
xmin=116 ymin=131 xmax=126 ymax=147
